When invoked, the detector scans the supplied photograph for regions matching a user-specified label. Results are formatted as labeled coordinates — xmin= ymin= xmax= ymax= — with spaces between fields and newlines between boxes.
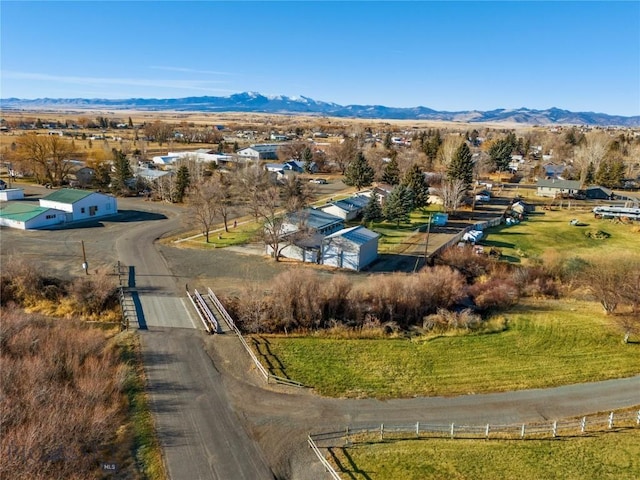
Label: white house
xmin=152 ymin=155 xmax=180 ymax=166
xmin=536 ymin=179 xmax=581 ymax=198
xmin=39 ymin=189 xmax=117 ymax=222
xmin=236 ymin=144 xmax=280 ymax=161
xmin=0 ymin=203 xmax=65 ymax=229
xmin=321 ymin=225 xmax=380 ymax=271
xmin=168 ymin=150 xmax=233 ymax=165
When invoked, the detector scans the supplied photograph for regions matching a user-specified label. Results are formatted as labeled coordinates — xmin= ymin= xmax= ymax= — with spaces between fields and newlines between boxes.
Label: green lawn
xmin=368 ymin=207 xmax=442 ymax=254
xmin=251 ymin=299 xmax=640 ymax=398
xmin=483 ymin=208 xmax=640 ymax=262
xmin=330 ymin=429 xmax=640 ymax=480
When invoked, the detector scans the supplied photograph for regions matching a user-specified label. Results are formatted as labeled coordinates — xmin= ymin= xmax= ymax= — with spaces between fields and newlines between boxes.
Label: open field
xmin=482 ymin=207 xmax=640 ymax=262
xmin=250 ymin=298 xmax=640 ymax=398
xmin=329 ymin=428 xmax=640 ymax=480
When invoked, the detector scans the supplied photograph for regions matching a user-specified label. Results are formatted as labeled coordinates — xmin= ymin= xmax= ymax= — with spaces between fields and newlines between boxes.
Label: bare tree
xmin=257 ymin=186 xmax=286 ymax=260
xmin=573 ymin=132 xmax=611 ymax=185
xmin=15 ymin=133 xmax=76 ymax=185
xmin=437 ymin=135 xmax=462 ymax=171
xmin=235 ymin=164 xmax=272 ymax=222
xmin=437 ymin=178 xmax=468 ymax=214
xmin=188 ymin=181 xmax=218 ymax=242
xmin=328 ymin=137 xmax=358 ymax=174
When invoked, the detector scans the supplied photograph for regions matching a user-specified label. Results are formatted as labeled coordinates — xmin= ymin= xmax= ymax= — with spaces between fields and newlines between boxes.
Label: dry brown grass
xmin=0 ymin=308 xmax=135 ymax=479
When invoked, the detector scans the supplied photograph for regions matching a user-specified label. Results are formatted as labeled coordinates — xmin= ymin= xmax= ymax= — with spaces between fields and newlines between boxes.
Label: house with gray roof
xmin=236 ymin=144 xmax=281 ymax=161
xmin=320 ymin=195 xmax=370 ymax=221
xmin=536 ymin=179 xmax=582 ymax=198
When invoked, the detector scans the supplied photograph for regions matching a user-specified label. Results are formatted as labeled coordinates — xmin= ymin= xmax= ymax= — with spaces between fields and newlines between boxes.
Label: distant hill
xmin=2 ymin=92 xmax=638 ymax=127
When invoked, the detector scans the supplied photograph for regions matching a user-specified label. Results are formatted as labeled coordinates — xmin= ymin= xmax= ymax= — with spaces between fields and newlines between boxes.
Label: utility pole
xmin=81 ymin=240 xmax=89 ymax=275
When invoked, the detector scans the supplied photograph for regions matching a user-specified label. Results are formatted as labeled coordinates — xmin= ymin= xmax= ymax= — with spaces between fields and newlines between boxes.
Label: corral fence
xmin=206 ymin=287 xmax=305 ymax=388
xmin=308 ymin=410 xmax=640 ymax=479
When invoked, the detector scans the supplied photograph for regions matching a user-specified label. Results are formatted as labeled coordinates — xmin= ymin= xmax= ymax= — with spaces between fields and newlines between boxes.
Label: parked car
xmin=475 ymin=194 xmax=490 ymax=202
xmin=309 ymin=178 xmax=328 ymax=184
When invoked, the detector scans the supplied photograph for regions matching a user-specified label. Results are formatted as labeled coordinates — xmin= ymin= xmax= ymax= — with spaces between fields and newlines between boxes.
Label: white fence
xmin=308 ymin=410 xmax=640 ymax=479
xmin=207 ymin=287 xmax=305 ymax=388
xmin=187 ymin=288 xmax=219 ymax=333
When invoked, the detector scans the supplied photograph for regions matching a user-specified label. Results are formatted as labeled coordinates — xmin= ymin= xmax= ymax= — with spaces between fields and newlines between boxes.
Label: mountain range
xmin=2 ymin=92 xmax=638 ymax=127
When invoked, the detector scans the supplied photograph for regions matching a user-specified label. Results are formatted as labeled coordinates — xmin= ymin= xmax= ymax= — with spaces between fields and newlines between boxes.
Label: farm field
xmin=251 ymin=298 xmax=640 ymax=398
xmin=482 ymin=207 xmax=640 ymax=262
xmin=329 ymin=428 xmax=640 ymax=480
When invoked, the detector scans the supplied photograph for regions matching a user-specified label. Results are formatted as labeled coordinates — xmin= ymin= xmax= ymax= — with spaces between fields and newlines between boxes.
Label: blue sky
xmin=1 ymin=1 xmax=639 ymax=116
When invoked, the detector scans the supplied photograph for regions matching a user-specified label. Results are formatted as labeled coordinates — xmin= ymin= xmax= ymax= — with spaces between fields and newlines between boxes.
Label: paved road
xmin=140 ymin=328 xmax=274 ymax=480
xmin=112 ymin=203 xmax=275 ymax=479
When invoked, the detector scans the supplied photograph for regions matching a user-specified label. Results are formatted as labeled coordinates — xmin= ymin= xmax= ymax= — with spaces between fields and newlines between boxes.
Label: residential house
xmin=320 ymin=195 xmax=369 ymax=221
xmin=321 ymin=225 xmax=380 ymax=271
xmin=236 ymin=144 xmax=281 ymax=161
xmin=536 ymin=179 xmax=582 ymax=198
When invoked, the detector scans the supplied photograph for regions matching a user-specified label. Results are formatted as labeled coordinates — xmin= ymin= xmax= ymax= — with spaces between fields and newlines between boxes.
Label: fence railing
xmin=207 ymin=287 xmax=305 ymax=388
xmin=117 ymin=286 xmax=133 ymax=330
xmin=308 ymin=410 xmax=640 ymax=479
xmin=430 ymin=215 xmax=503 ymax=259
xmin=188 ymin=288 xmax=219 ymax=334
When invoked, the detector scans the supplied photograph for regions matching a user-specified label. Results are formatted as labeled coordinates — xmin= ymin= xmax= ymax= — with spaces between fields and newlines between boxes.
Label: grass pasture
xmin=251 ymin=299 xmax=640 ymax=398
xmin=329 ymin=428 xmax=640 ymax=480
xmin=482 ymin=208 xmax=640 ymax=262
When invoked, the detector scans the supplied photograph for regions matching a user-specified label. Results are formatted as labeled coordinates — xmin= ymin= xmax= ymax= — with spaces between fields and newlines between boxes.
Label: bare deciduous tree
xmin=573 ymin=132 xmax=611 ymax=185
xmin=15 ymin=133 xmax=76 ymax=185
xmin=436 ymin=178 xmax=468 ymax=214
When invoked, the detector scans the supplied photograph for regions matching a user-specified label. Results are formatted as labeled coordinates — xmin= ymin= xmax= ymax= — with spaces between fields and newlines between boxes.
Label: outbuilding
xmin=39 ymin=189 xmax=117 ymax=222
xmin=0 ymin=203 xmax=65 ymax=229
xmin=321 ymin=225 xmax=380 ymax=271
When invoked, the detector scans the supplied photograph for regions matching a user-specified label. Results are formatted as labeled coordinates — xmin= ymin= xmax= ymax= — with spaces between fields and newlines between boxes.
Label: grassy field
xmin=251 ymin=298 xmax=639 ymax=398
xmin=329 ymin=428 xmax=640 ymax=480
xmin=482 ymin=207 xmax=640 ymax=262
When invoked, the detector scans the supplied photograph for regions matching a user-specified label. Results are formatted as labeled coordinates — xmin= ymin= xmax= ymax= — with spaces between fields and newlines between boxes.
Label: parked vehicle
xmin=309 ymin=178 xmax=328 ymax=184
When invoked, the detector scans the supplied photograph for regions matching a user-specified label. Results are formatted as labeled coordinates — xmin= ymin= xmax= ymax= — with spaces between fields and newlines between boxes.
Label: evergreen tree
xmin=401 ymin=164 xmax=430 ymax=209
xmin=585 ymin=162 xmax=595 ymax=185
xmin=174 ymin=165 xmax=191 ymax=203
xmin=489 ymin=136 xmax=515 ymax=172
xmin=381 ymin=156 xmax=400 ymax=185
xmin=362 ymin=194 xmax=383 ymax=224
xmin=302 ymin=147 xmax=314 ymax=172
xmin=447 ymin=141 xmax=474 ymax=189
xmin=384 ymin=132 xmax=393 ymax=149
xmin=111 ymin=149 xmax=133 ymax=195
xmin=423 ymin=130 xmax=442 ymax=168
xmin=383 ymin=185 xmax=414 ymax=226
xmin=128 ymin=117 xmax=134 ymax=128
xmin=343 ymin=151 xmax=375 ymax=190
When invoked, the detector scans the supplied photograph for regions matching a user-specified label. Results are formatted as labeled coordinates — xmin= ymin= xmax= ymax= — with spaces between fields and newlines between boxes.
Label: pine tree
xmin=174 ymin=165 xmax=191 ymax=203
xmin=362 ymin=194 xmax=383 ymax=224
xmin=585 ymin=162 xmax=595 ymax=185
xmin=381 ymin=156 xmax=400 ymax=185
xmin=343 ymin=151 xmax=375 ymax=191
xmin=447 ymin=141 xmax=474 ymax=189
xmin=401 ymin=164 xmax=430 ymax=209
xmin=489 ymin=137 xmax=515 ymax=172
xmin=111 ymin=149 xmax=133 ymax=195
xmin=384 ymin=132 xmax=393 ymax=149
xmin=383 ymin=185 xmax=414 ymax=226
xmin=302 ymin=147 xmax=314 ymax=172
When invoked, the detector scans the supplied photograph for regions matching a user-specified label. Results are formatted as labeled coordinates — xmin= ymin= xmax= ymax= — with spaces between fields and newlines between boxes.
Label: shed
xmin=321 ymin=225 xmax=380 ymax=271
xmin=0 ymin=188 xmax=25 ymax=202
xmin=585 ymin=186 xmax=614 ymax=200
xmin=39 ymin=189 xmax=117 ymax=222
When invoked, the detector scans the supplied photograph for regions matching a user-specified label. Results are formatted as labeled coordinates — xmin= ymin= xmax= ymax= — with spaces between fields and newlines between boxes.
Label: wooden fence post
xmin=608 ymin=412 xmax=614 ymax=429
